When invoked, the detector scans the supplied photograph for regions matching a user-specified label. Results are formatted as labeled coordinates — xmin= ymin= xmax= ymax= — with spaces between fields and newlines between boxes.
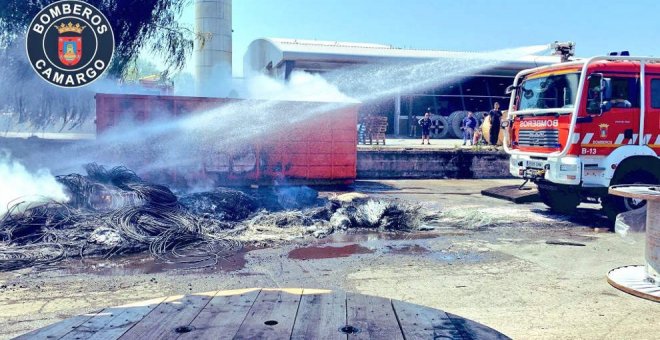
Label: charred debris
xmin=0 ymin=164 xmax=430 ymax=271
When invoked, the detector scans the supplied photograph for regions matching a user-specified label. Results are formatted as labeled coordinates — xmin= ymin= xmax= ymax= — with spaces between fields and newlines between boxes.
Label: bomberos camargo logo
xmin=26 ymin=0 xmax=114 ymax=88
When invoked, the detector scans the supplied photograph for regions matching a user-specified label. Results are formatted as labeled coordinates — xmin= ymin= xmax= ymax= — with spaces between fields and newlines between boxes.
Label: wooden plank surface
xmin=391 ymin=299 xmax=462 ymax=340
xmin=59 ymin=297 xmax=167 ymax=340
xmin=346 ymin=292 xmax=403 ymax=340
xmin=117 ymin=293 xmax=213 ymax=340
xmin=233 ymin=288 xmax=303 ymax=340
xmin=446 ymin=312 xmax=511 ymax=340
xmin=18 ymin=288 xmax=508 ymax=340
xmin=13 ymin=310 xmax=101 ymax=340
xmin=291 ymin=289 xmax=346 ymax=340
xmin=179 ymin=288 xmax=261 ymax=340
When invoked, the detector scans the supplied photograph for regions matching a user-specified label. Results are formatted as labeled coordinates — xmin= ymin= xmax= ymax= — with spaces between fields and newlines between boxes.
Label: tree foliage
xmin=0 ymin=0 xmax=197 ymax=132
xmin=0 ymin=40 xmax=95 ymax=133
xmin=0 ymin=0 xmax=195 ymax=76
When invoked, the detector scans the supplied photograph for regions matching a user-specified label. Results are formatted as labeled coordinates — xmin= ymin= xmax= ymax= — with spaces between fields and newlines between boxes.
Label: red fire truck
xmin=504 ymin=55 xmax=660 ymax=220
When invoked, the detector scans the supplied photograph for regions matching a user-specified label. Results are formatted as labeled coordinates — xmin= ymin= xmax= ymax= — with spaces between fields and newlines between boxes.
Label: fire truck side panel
xmin=645 ymin=74 xmax=660 ymax=155
xmin=580 ymin=146 xmax=658 ymax=189
xmin=569 ymin=65 xmax=641 ymax=158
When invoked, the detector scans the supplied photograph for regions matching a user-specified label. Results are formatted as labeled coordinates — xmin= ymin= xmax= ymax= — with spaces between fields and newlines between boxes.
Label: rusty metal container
xmin=95 ymin=93 xmax=358 ymax=185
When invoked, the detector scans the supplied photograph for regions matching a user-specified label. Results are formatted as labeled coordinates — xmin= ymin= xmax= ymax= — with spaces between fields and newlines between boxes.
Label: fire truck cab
xmin=504 ymin=55 xmax=660 ymax=220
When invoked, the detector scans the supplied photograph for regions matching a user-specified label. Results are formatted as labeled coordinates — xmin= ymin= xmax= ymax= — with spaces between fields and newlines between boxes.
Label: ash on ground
xmin=0 ymin=164 xmax=433 ymax=271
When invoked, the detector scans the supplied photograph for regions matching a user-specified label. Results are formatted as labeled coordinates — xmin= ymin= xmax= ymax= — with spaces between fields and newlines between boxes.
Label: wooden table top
xmin=16 ymin=288 xmax=509 ymax=340
xmin=609 ymin=184 xmax=660 ymax=201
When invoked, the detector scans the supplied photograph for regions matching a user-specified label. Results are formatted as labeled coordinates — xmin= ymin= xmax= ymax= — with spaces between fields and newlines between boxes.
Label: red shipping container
xmin=95 ymin=93 xmax=358 ymax=185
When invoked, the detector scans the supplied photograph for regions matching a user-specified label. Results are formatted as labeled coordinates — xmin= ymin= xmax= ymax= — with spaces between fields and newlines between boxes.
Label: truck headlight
xmin=560 ymin=164 xmax=578 ymax=172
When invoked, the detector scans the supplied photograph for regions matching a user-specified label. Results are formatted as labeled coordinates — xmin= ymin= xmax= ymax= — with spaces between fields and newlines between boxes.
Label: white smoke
xmin=247 ymin=71 xmax=357 ymax=103
xmin=0 ymin=152 xmax=68 ymax=217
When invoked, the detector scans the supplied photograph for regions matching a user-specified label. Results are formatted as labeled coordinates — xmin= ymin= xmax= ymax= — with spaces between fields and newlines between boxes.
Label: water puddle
xmin=53 ymin=229 xmax=479 ymax=274
xmin=288 ymin=244 xmax=374 ymax=260
xmin=322 ymin=230 xmax=443 ymax=244
xmin=384 ymin=244 xmax=430 ymax=255
xmin=377 ymin=241 xmax=486 ymax=262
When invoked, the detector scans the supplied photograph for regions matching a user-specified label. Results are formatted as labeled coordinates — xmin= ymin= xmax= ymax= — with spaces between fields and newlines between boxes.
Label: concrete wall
xmin=357 ymin=149 xmax=512 ymax=179
xmin=3 ymin=138 xmax=512 ymax=181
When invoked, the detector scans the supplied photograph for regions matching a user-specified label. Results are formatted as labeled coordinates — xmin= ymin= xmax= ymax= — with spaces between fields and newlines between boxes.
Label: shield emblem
xmin=58 ymin=37 xmax=82 ymax=66
xmin=599 ymin=124 xmax=609 ymax=138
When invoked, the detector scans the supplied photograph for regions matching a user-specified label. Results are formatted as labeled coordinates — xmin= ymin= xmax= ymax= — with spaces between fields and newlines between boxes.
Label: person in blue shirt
xmin=418 ymin=110 xmax=433 ymax=145
xmin=462 ymin=111 xmax=478 ymax=146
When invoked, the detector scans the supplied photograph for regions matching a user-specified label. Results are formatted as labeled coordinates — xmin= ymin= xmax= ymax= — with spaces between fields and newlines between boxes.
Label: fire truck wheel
xmin=538 ymin=187 xmax=580 ymax=214
xmin=601 ymin=170 xmax=659 ymax=221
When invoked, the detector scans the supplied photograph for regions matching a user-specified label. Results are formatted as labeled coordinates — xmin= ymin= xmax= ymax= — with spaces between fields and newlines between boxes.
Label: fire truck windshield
xmin=518 ymin=73 xmax=581 ymax=111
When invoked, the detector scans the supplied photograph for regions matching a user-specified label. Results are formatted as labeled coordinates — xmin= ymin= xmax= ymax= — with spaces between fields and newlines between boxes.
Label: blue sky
xmin=180 ymin=0 xmax=660 ymax=76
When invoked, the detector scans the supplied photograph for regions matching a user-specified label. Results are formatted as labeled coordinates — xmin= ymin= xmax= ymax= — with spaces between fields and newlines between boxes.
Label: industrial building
xmin=243 ymin=38 xmax=563 ymax=136
xmin=192 ymin=0 xmax=564 ymax=137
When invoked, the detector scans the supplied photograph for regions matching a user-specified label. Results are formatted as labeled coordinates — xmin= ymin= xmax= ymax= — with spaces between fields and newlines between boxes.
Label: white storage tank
xmin=195 ymin=0 xmax=232 ymax=96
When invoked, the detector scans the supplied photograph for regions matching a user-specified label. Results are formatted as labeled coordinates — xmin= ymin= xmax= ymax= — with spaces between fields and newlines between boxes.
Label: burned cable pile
xmin=0 ymin=164 xmax=242 ymax=271
xmin=0 ymin=164 xmax=428 ymax=272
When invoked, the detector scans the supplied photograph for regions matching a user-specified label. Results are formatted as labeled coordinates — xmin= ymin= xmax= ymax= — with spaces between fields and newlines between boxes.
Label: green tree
xmin=0 ymin=0 xmax=199 ymax=131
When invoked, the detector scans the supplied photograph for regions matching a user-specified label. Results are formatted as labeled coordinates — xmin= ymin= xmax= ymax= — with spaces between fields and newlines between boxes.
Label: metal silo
xmin=195 ymin=0 xmax=232 ymax=96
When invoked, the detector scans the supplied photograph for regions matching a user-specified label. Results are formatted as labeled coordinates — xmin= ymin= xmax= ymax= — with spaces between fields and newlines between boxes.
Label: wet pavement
xmin=59 ymin=249 xmax=250 ymax=275
xmin=0 ymin=179 xmax=657 ymax=340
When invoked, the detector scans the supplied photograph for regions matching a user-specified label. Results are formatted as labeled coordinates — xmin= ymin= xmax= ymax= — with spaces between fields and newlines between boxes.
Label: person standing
xmin=488 ymin=102 xmax=503 ymax=146
xmin=418 ymin=110 xmax=433 ymax=145
xmin=462 ymin=111 xmax=477 ymax=146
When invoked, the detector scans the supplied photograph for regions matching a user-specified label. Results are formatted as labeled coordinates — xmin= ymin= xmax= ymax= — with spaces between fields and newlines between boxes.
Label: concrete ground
xmin=1 ymin=179 xmax=658 ymax=339
xmin=358 ymin=138 xmax=502 ymax=150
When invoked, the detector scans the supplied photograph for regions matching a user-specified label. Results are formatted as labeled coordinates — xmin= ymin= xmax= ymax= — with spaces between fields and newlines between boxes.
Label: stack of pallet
xmin=363 ymin=116 xmax=388 ymax=145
